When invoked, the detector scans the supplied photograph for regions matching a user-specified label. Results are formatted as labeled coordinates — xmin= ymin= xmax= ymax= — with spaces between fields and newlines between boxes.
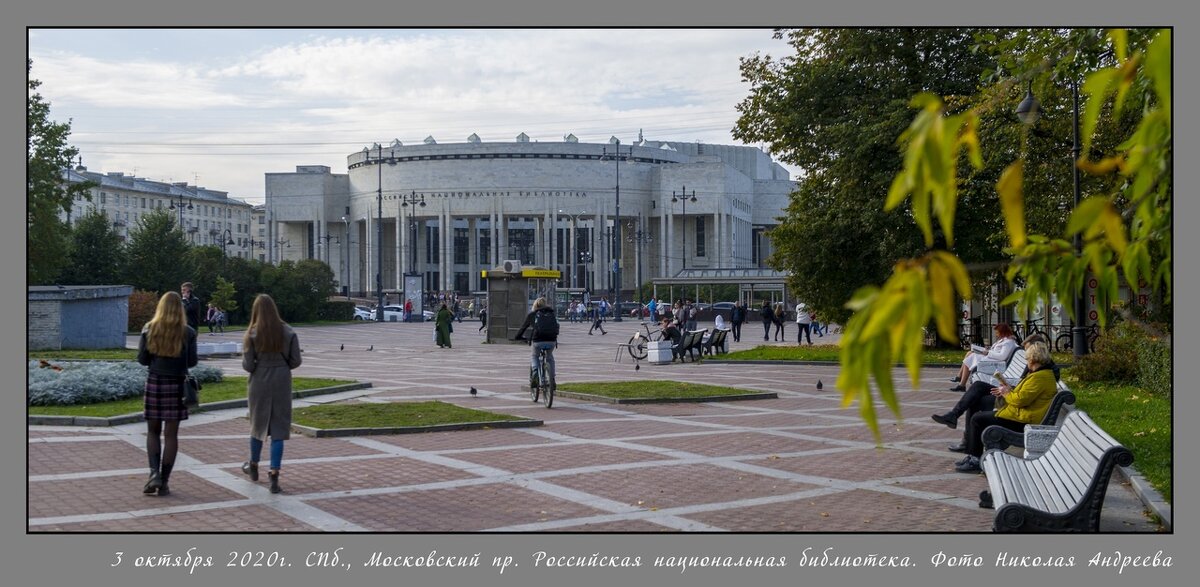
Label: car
xmin=352 ymin=306 xmax=374 ymax=320
xmin=709 ymin=301 xmax=736 ymax=321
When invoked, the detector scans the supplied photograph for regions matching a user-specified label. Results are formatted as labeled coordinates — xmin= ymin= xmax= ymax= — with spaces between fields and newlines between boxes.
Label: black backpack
xmin=533 ymin=310 xmax=559 ymax=338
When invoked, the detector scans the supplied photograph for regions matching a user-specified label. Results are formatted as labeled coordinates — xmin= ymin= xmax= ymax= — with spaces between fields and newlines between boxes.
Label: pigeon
xmin=816 ymin=379 xmax=823 ymax=390
xmin=634 ymin=364 xmax=640 ymax=371
xmin=340 ymin=344 xmax=344 ymax=351
xmin=469 ymin=387 xmax=477 ymax=396
xmin=368 ymin=345 xmax=374 ymax=351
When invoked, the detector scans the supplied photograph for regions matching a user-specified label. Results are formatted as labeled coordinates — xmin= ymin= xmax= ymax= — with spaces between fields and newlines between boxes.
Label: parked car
xmin=709 ymin=301 xmax=736 ymax=321
xmin=617 ymin=301 xmax=649 ymax=318
xmin=352 ymin=306 xmax=374 ymax=320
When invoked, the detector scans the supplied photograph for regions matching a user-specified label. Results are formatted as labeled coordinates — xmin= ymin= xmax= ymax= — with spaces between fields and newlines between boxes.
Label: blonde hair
xmin=1025 ymin=341 xmax=1052 ymax=366
xmin=532 ymin=297 xmax=548 ymax=310
xmin=244 ymin=294 xmax=287 ymax=353
xmin=145 ymin=291 xmax=187 ymax=357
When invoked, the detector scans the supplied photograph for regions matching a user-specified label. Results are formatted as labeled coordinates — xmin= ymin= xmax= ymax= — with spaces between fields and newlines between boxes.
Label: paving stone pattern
xmin=27 ymin=320 xmax=1161 ymax=532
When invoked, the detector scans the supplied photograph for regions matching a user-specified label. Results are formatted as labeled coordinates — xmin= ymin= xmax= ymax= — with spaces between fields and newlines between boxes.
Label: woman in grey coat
xmin=240 ymin=294 xmax=302 ymax=494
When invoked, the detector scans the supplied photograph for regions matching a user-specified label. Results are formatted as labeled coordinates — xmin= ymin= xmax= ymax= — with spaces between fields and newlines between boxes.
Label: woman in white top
xmin=714 ymin=314 xmax=729 ymax=331
xmin=950 ymin=323 xmax=1019 ymax=391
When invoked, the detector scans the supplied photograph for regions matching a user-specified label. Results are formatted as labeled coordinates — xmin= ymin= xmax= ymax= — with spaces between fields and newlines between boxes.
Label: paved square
xmin=27 ymin=320 xmax=1161 ymax=532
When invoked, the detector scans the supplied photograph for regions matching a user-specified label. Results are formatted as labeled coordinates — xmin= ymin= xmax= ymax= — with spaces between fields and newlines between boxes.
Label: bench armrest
xmin=982 ymin=424 xmax=1024 ymax=451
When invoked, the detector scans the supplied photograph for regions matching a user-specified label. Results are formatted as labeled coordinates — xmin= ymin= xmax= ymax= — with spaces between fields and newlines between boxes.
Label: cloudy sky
xmin=28 ymin=28 xmax=796 ymax=204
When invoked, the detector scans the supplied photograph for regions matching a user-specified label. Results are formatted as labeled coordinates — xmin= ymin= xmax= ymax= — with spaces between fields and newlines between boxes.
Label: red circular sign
xmin=1089 ymin=310 xmax=1099 ymax=321
xmin=1051 ymin=306 xmax=1060 ymax=314
xmin=1088 ymin=278 xmax=1099 ymax=289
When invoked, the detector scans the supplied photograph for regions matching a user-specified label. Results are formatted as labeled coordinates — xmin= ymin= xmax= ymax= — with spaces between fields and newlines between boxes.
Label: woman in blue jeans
xmin=241 ymin=294 xmax=302 ymax=494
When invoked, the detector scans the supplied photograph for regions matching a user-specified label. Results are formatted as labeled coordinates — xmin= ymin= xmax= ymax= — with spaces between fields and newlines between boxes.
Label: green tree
xmin=124 ymin=208 xmax=193 ymax=294
xmin=28 ymin=60 xmax=94 ymax=284
xmin=61 ymin=210 xmax=125 ymax=285
xmin=209 ymin=276 xmax=239 ymax=319
xmin=219 ymin=256 xmax=266 ymax=325
xmin=185 ymin=245 xmax=226 ymax=303
xmin=734 ymin=29 xmax=1001 ymax=323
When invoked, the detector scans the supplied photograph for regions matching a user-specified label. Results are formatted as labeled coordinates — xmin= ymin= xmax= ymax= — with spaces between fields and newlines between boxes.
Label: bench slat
xmin=1028 ymin=457 xmax=1078 ymax=513
xmin=1051 ymin=432 xmax=1101 ymax=496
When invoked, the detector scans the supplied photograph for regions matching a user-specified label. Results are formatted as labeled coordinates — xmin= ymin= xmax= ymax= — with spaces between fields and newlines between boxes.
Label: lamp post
xmin=626 ymin=214 xmax=653 ymax=313
xmin=558 ymin=209 xmax=587 ymax=289
xmin=168 ymin=194 xmax=193 ymax=231
xmin=672 ymin=186 xmax=698 ymax=272
xmin=317 ymin=231 xmax=339 ymax=267
xmin=603 ymin=139 xmax=631 ymax=322
xmin=367 ymin=144 xmax=385 ymax=321
xmin=341 ymin=216 xmax=351 ymax=298
xmin=579 ymin=250 xmax=593 ymax=292
xmin=1016 ymin=77 xmax=1088 ymax=358
xmin=400 ymin=191 xmax=427 ymax=273
xmin=219 ymin=228 xmax=235 ymax=258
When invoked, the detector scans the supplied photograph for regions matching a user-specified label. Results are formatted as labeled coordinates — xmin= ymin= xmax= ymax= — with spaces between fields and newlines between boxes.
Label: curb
xmin=1118 ymin=465 xmax=1173 ymax=531
xmin=291 ymin=418 xmax=542 ymax=438
xmin=27 ymin=382 xmax=373 ymax=427
xmin=554 ymin=391 xmax=778 ymax=404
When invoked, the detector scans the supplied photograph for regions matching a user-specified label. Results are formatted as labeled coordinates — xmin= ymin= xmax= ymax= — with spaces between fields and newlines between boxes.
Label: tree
xmin=124 ymin=208 xmax=193 ymax=294
xmin=61 ymin=210 xmax=125 ymax=285
xmin=831 ymin=29 xmax=1170 ymax=437
xmin=734 ymin=29 xmax=1002 ymax=324
xmin=28 ymin=59 xmax=94 ymax=284
xmin=209 ymin=277 xmax=239 ymax=320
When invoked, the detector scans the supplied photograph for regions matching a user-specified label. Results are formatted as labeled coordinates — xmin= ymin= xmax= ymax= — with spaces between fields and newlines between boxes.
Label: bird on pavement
xmin=469 ymin=387 xmax=477 ymax=396
xmin=816 ymin=379 xmax=823 ymax=390
xmin=340 ymin=344 xmax=344 ymax=351
xmin=634 ymin=363 xmax=640 ymax=371
xmin=368 ymin=345 xmax=374 ymax=351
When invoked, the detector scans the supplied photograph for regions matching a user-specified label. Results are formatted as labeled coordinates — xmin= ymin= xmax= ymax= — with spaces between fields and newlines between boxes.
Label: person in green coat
xmin=435 ymin=303 xmax=454 ymax=348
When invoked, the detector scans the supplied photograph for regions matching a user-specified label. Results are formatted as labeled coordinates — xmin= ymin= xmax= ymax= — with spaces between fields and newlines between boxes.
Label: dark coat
xmin=181 ymin=294 xmax=203 ymax=330
xmin=137 ymin=326 xmax=199 ymax=376
xmin=243 ymin=325 xmax=302 ymax=441
xmin=760 ymin=302 xmax=774 ymax=323
xmin=731 ymin=305 xmax=746 ymax=324
xmin=435 ymin=308 xmax=454 ymax=347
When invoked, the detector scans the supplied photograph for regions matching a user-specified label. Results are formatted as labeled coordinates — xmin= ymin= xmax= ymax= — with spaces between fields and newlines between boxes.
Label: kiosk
xmin=482 ymin=261 xmax=560 ymax=344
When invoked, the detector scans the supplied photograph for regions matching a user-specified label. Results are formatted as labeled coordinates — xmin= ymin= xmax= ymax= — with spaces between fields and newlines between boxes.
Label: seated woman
xmin=659 ymin=317 xmax=684 ymax=361
xmin=932 ymin=334 xmax=1054 ymax=452
xmin=954 ymin=342 xmax=1058 ymax=473
xmin=949 ymin=323 xmax=1018 ymax=391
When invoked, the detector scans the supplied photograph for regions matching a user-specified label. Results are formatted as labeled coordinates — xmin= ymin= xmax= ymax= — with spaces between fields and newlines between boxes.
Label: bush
xmin=28 ymin=361 xmax=223 ymax=406
xmin=1069 ymin=321 xmax=1156 ymax=384
xmin=127 ymin=290 xmax=159 ymax=332
xmin=317 ymin=300 xmax=356 ymax=321
xmin=1136 ymin=330 xmax=1172 ymax=397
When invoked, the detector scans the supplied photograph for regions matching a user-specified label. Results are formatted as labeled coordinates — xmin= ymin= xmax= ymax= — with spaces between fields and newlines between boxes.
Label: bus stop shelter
xmin=648 ymin=267 xmax=791 ymax=304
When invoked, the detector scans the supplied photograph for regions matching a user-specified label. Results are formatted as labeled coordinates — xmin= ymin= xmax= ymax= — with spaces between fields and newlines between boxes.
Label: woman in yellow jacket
xmin=955 ymin=342 xmax=1057 ymax=473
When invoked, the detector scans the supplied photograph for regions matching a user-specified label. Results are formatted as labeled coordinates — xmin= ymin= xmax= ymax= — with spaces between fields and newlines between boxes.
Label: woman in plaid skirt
xmin=136 ymin=291 xmax=198 ymax=496
xmin=241 ymin=294 xmax=302 ymax=494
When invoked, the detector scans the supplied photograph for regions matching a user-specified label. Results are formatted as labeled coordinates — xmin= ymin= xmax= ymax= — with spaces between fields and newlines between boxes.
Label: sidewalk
xmin=27 ymin=319 xmax=1163 ymax=532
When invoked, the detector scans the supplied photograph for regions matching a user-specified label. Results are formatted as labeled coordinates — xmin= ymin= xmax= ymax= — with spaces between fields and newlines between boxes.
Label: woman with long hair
xmin=241 ymin=294 xmax=302 ymax=494
xmin=772 ymin=303 xmax=786 ymax=341
xmin=137 ymin=291 xmax=198 ymax=496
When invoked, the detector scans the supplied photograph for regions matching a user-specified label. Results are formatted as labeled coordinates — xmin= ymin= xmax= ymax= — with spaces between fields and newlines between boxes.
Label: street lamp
xmin=603 ymin=139 xmax=632 ymax=322
xmin=400 ymin=191 xmax=427 ymax=273
xmin=1016 ymin=76 xmax=1088 ymax=358
xmin=341 ymin=216 xmax=351 ymax=298
xmin=579 ymin=250 xmax=593 ymax=292
xmin=626 ymin=214 xmax=653 ymax=312
xmin=365 ymin=144 xmax=387 ymax=321
xmin=671 ymin=186 xmax=698 ymax=272
xmin=558 ymin=209 xmax=587 ymax=289
xmin=168 ymin=195 xmax=193 ymax=231
xmin=219 ymin=228 xmax=235 ymax=258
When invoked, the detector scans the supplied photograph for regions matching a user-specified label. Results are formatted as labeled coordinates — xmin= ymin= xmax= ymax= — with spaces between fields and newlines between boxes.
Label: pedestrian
xmin=240 ymin=294 xmax=302 ymax=494
xmin=403 ymin=298 xmax=413 ymax=322
xmin=810 ymin=311 xmax=825 ymax=337
xmin=732 ymin=300 xmax=747 ymax=342
xmin=588 ymin=303 xmax=607 ymax=335
xmin=137 ymin=291 xmax=198 ymax=497
xmin=647 ymin=298 xmax=657 ymax=322
xmin=214 ymin=307 xmax=226 ymax=334
xmin=479 ymin=306 xmax=488 ymax=332
xmin=684 ymin=299 xmax=698 ymax=332
xmin=772 ymin=303 xmax=787 ymax=341
xmin=795 ymin=302 xmax=813 ymax=345
xmin=180 ymin=281 xmax=203 ymax=331
xmin=453 ymin=299 xmax=463 ymax=323
xmin=435 ymin=303 xmax=454 ymax=348
xmin=205 ymin=302 xmax=219 ymax=335
xmin=760 ymin=300 xmax=773 ymax=341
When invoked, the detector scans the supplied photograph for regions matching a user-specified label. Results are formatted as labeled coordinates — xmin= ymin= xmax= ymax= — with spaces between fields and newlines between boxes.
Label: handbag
xmin=182 ymin=374 xmax=202 ymax=407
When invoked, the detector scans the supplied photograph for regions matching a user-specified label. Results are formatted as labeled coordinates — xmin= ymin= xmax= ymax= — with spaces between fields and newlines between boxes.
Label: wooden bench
xmin=981 ymin=381 xmax=1077 ymax=455
xmin=676 ymin=329 xmax=707 ymax=362
xmin=979 ymin=409 xmax=1133 ymax=532
xmin=968 ymin=347 xmax=1025 ymax=387
xmin=702 ymin=329 xmax=729 ymax=356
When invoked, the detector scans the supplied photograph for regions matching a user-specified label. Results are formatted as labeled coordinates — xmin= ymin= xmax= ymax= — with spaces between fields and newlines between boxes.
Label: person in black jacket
xmin=730 ymin=300 xmax=746 ymax=342
xmin=137 ymin=291 xmax=198 ymax=497
xmin=760 ymin=300 xmax=774 ymax=341
xmin=514 ymin=297 xmax=560 ymax=390
xmin=180 ymin=282 xmax=203 ymax=331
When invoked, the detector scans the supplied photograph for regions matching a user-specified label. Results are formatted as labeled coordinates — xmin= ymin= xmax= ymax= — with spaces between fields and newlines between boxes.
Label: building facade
xmin=63 ymin=166 xmax=256 ymax=256
xmin=265 ymin=135 xmax=796 ymax=296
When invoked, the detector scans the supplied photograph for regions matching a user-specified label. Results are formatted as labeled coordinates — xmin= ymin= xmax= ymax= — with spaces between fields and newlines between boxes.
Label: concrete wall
xmin=28 ymin=286 xmax=133 ymax=350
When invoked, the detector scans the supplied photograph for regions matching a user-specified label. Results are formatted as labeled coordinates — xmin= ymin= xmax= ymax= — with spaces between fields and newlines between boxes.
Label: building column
xmin=468 ymin=217 xmax=478 ymax=291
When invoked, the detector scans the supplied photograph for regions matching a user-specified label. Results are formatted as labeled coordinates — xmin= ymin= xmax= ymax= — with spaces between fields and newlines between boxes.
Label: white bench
xmin=979 ymin=409 xmax=1133 ymax=532
xmin=981 ymin=380 xmax=1077 ymax=459
xmin=969 ymin=347 xmax=1025 ymax=387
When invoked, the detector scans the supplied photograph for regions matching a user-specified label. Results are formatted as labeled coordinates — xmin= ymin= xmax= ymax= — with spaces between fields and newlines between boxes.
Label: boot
xmin=157 ymin=463 xmax=173 ymax=496
xmin=242 ymin=461 xmax=259 ymax=481
xmin=143 ymin=453 xmax=161 ymax=494
xmin=268 ymin=471 xmax=282 ymax=494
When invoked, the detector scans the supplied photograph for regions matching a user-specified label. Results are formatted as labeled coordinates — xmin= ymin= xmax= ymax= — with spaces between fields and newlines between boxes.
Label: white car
xmin=352 ymin=306 xmax=374 ymax=320
xmin=379 ymin=305 xmax=436 ymax=321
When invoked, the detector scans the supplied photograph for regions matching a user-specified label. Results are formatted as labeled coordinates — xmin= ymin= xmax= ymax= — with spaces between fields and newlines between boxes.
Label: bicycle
xmin=515 ymin=336 xmax=555 ymax=408
xmin=1017 ymin=317 xmax=1049 ymax=343
xmin=1054 ymin=322 xmax=1101 ymax=354
xmin=626 ymin=321 xmax=664 ymax=361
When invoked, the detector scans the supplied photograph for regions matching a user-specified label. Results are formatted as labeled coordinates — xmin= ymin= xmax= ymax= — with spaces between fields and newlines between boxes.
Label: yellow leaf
xmin=996 ymin=161 xmax=1025 ymax=248
xmin=1100 ymin=203 xmax=1128 ymax=255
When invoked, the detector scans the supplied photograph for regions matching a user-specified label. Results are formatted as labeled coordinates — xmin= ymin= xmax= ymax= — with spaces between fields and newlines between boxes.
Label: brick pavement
xmin=27 ymin=319 xmax=1162 ymax=532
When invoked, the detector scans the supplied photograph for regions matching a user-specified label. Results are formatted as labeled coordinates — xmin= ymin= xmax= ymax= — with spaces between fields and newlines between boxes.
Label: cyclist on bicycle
xmin=514 ymin=297 xmax=559 ymax=391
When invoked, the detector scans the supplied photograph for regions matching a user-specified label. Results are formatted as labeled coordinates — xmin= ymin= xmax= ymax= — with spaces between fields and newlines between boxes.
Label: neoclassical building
xmin=265 ymin=134 xmax=796 ymax=296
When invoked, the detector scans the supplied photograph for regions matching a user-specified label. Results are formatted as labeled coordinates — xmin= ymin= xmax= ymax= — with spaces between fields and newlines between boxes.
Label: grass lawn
xmin=556 ymin=380 xmax=766 ymax=400
xmin=1068 ymin=378 xmax=1172 ymax=503
xmin=292 ymin=401 xmax=524 ymax=429
xmin=721 ymin=344 xmax=1072 ymax=365
xmin=28 ymin=377 xmax=353 ymax=418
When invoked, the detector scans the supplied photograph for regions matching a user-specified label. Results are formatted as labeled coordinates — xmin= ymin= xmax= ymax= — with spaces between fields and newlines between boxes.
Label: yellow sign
xmin=521 ymin=269 xmax=561 ymax=279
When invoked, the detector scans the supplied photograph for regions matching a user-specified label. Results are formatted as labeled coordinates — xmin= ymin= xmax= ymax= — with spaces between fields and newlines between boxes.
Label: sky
xmin=28 ymin=28 xmax=797 ymax=204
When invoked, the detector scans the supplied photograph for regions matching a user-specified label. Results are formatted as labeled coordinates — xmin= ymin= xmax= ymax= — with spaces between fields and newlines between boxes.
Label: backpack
xmin=532 ymin=310 xmax=560 ymax=338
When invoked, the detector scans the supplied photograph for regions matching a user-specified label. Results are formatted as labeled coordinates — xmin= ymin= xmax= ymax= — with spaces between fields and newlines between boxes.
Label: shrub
xmin=1068 ymin=321 xmax=1150 ymax=384
xmin=1136 ymin=330 xmax=1172 ymax=397
xmin=127 ymin=290 xmax=160 ymax=332
xmin=28 ymin=361 xmax=223 ymax=406
xmin=317 ymin=300 xmax=356 ymax=321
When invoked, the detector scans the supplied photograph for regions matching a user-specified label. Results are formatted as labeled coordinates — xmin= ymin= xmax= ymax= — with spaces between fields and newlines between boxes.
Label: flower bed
xmin=28 ymin=360 xmax=223 ymax=406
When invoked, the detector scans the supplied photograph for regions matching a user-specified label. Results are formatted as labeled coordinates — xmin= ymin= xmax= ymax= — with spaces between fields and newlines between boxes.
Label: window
xmin=478 ymin=228 xmax=491 ymax=265
xmin=141 ymin=197 xmax=146 ymax=209
xmin=425 ymin=225 xmax=440 ymax=264
xmin=258 ymin=216 xmax=265 ymax=224
xmin=695 ymin=216 xmax=706 ymax=257
xmin=100 ymin=192 xmax=106 ymax=204
xmin=453 ymin=227 xmax=469 ymax=265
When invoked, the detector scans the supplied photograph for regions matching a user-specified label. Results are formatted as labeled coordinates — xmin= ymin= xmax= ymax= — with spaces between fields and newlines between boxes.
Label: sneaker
xmin=950 ymin=376 xmax=960 ymax=383
xmin=947 ymin=442 xmax=967 ymax=453
xmin=931 ymin=413 xmax=958 ymax=429
xmin=955 ymin=456 xmax=982 ymax=473
xmin=948 ymin=384 xmax=966 ymax=392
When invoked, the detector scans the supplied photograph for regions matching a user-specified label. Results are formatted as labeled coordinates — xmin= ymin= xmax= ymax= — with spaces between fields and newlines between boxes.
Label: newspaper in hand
xmin=994 ymin=371 xmax=1009 ymax=408
xmin=970 ymin=344 xmax=988 ymax=355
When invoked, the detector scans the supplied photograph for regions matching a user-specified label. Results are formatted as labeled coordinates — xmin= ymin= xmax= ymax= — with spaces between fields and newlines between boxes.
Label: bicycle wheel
xmin=539 ymin=361 xmax=553 ymax=408
xmin=628 ymin=335 xmax=648 ymax=360
xmin=529 ymin=367 xmax=540 ymax=403
xmin=1055 ymin=332 xmax=1072 ymax=353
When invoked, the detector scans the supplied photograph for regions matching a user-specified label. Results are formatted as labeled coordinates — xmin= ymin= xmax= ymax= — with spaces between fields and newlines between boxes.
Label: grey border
xmin=7 ymin=2 xmax=1191 ymax=587
xmin=554 ymin=390 xmax=778 ymax=404
xmin=291 ymin=418 xmax=543 ymax=437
